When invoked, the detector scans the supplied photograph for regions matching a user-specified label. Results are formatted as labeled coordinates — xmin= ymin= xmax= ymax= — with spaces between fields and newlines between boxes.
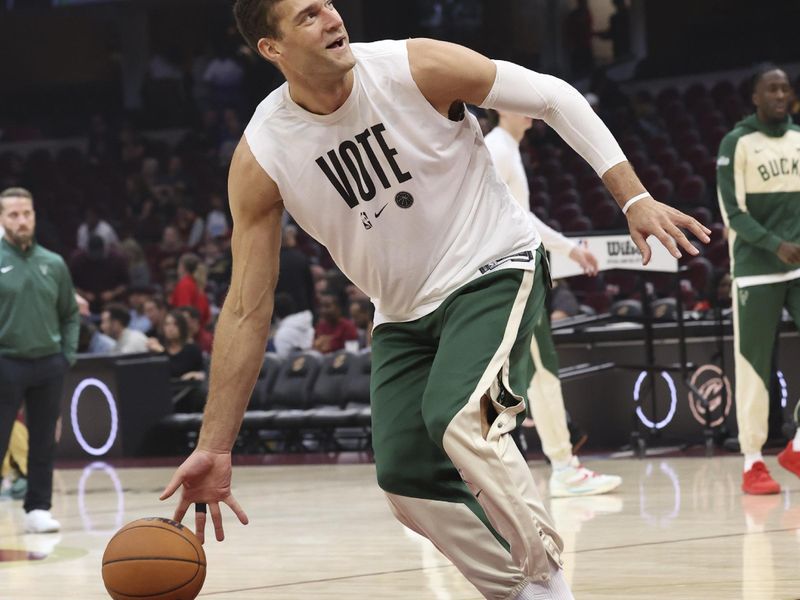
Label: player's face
xmin=266 ymin=0 xmax=355 ymax=80
xmin=753 ymin=70 xmax=792 ymax=123
xmin=0 ymin=196 xmax=36 ymax=248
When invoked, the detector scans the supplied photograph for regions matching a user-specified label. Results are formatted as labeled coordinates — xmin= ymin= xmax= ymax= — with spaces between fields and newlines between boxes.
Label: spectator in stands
xmin=155 ymin=225 xmax=185 ymax=276
xmin=119 ymin=237 xmax=152 ymax=288
xmin=127 ymin=286 xmax=153 ymax=333
xmin=76 ymin=207 xmax=119 ymax=252
xmin=144 ymin=296 xmax=168 ymax=340
xmin=71 ymin=235 xmax=130 ymax=314
xmin=276 ymin=225 xmax=315 ymax=313
xmin=203 ymin=44 xmax=246 ymax=111
xmin=205 ymin=192 xmax=231 ymax=240
xmin=179 ymin=306 xmax=214 ymax=355
xmin=551 ymin=281 xmax=582 ymax=321
xmin=349 ymin=299 xmax=374 ymax=350
xmin=147 ymin=310 xmax=206 ymax=381
xmin=595 ymin=0 xmax=631 ymax=61
xmin=77 ymin=321 xmax=115 ymax=355
xmin=176 ymin=206 xmax=205 ymax=250
xmin=171 ymin=253 xmax=211 ymax=327
xmin=717 ymin=64 xmax=800 ymax=494
xmin=563 ymin=0 xmax=595 ymax=77
xmin=100 ymin=303 xmax=149 ymax=354
xmin=313 ymin=294 xmax=358 ymax=354
xmin=269 ymin=293 xmax=314 ymax=358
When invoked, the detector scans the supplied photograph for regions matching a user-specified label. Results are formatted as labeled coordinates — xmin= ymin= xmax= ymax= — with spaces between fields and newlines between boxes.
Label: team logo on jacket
xmin=395 ymin=192 xmax=414 ymax=209
xmin=39 ymin=264 xmax=49 ymax=276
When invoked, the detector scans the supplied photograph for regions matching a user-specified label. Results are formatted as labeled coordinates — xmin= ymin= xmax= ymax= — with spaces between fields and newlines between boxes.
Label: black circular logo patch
xmin=395 ymin=191 xmax=414 ymax=209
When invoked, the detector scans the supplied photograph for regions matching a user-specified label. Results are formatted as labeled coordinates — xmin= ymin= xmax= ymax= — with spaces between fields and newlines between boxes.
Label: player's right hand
xmin=160 ymin=449 xmax=249 ymax=544
xmin=777 ymin=241 xmax=800 ymax=265
xmin=625 ymin=196 xmax=711 ymax=265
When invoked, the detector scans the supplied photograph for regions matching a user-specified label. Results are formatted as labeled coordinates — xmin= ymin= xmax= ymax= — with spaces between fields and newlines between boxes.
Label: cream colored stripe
xmin=385 ymin=492 xmax=525 ymax=600
xmin=735 ymin=268 xmax=800 ymax=288
xmin=442 ymin=270 xmax=563 ymax=583
xmin=732 ymin=280 xmax=771 ymax=454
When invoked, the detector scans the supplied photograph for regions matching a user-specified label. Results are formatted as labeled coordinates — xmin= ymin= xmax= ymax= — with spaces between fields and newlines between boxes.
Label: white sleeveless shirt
xmin=245 ymin=40 xmax=540 ymax=326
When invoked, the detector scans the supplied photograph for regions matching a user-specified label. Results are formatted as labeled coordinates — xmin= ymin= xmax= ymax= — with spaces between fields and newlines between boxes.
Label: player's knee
xmin=374 ymin=454 xmax=407 ymax=493
xmin=421 ymin=393 xmax=461 ymax=451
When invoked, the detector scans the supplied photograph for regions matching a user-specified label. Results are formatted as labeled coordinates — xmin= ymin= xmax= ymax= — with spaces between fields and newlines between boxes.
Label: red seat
xmin=565 ymin=216 xmax=593 ymax=233
xmin=589 ymin=201 xmax=622 ymax=230
xmin=651 ymin=178 xmax=675 ymax=203
xmin=678 ymin=175 xmax=708 ymax=205
xmin=554 ymin=203 xmax=583 ymax=224
xmin=669 ymin=161 xmax=694 ymax=187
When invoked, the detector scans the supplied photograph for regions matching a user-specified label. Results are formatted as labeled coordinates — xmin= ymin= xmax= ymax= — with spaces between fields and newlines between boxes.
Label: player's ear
xmin=258 ymin=37 xmax=281 ymax=64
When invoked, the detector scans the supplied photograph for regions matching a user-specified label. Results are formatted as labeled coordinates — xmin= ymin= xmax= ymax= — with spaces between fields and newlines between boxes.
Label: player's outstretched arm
xmin=160 ymin=137 xmax=284 ymax=543
xmin=407 ymin=38 xmax=711 ymax=264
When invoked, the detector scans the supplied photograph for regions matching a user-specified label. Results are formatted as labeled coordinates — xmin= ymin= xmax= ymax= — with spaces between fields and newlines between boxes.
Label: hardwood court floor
xmin=1 ymin=455 xmax=798 ymax=599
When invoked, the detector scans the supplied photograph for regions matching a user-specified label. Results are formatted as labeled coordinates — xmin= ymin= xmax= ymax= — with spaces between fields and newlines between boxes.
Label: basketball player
xmin=717 ymin=64 xmax=800 ymax=495
xmin=161 ymin=1 xmax=709 ymax=598
xmin=484 ymin=111 xmax=622 ymax=497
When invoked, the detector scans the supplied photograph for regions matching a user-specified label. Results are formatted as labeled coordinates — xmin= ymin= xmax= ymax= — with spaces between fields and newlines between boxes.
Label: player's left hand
xmin=568 ymin=247 xmax=599 ymax=276
xmin=625 ymin=197 xmax=711 ymax=265
xmin=160 ymin=449 xmax=249 ymax=544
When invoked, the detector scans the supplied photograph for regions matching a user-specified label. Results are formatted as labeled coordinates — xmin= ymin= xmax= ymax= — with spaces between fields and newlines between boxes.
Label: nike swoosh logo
xmin=0 ymin=266 xmax=13 ymax=274
xmin=754 ymin=148 xmax=764 ymax=153
xmin=375 ymin=203 xmax=389 ymax=218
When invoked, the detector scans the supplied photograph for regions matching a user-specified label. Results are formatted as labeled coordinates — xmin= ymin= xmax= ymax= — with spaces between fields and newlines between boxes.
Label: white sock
xmin=744 ymin=453 xmax=764 ymax=472
xmin=793 ymin=429 xmax=800 ymax=452
xmin=514 ymin=561 xmax=574 ymax=600
xmin=551 ymin=456 xmax=574 ymax=471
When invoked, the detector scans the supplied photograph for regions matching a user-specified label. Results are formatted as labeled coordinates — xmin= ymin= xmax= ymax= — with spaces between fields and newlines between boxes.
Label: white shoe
xmin=549 ymin=457 xmax=622 ymax=498
xmin=24 ymin=510 xmax=61 ymax=534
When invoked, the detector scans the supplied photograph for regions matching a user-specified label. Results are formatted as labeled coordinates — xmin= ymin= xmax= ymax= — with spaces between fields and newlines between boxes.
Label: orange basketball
xmin=102 ymin=517 xmax=206 ymax=600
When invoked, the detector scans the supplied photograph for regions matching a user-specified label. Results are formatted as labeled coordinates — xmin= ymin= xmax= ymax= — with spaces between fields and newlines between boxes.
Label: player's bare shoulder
xmin=406 ymin=38 xmax=495 ymax=114
xmin=228 ymin=137 xmax=283 ymax=219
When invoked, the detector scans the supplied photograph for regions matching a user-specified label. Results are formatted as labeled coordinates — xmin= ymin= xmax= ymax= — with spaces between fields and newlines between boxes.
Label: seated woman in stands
xmin=147 ymin=310 xmax=206 ymax=412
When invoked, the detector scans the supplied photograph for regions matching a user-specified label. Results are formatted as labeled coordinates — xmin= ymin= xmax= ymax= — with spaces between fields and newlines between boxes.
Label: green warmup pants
xmin=371 ymin=249 xmax=564 ymax=600
xmin=733 ymin=277 xmax=800 ymax=454
xmin=527 ymin=314 xmax=573 ymax=465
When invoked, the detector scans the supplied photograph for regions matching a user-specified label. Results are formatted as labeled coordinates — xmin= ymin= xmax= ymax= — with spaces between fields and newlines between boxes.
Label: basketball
xmin=101 ymin=518 xmax=206 ymax=600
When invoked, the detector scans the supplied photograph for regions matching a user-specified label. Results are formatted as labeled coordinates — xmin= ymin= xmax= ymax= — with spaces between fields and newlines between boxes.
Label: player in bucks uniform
xmin=485 ymin=111 xmax=622 ymax=498
xmin=162 ymin=1 xmax=710 ymax=598
xmin=717 ymin=64 xmax=800 ymax=495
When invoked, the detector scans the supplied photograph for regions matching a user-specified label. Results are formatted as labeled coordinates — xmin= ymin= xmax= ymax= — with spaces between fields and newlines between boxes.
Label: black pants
xmin=0 ymin=354 xmax=67 ymax=512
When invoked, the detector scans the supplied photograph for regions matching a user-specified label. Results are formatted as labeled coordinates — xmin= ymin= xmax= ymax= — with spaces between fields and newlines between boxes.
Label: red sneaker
xmin=777 ymin=442 xmax=800 ymax=479
xmin=742 ymin=462 xmax=781 ymax=495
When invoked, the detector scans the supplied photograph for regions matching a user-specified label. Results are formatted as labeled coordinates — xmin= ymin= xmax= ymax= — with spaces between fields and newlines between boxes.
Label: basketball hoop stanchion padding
xmin=550 ymin=233 xmax=703 ymax=457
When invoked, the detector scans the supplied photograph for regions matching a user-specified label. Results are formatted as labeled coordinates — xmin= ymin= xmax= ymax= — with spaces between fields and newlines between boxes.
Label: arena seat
xmin=341 ymin=351 xmax=372 ymax=429
xmin=553 ymin=203 xmax=582 ymax=224
xmin=679 ymin=175 xmax=708 ymax=205
xmin=270 ymin=351 xmax=323 ymax=431
xmin=307 ymin=351 xmax=362 ymax=430
xmin=668 ymin=162 xmax=694 ymax=187
xmin=610 ymin=299 xmax=643 ymax=318
xmin=248 ymin=353 xmax=283 ymax=411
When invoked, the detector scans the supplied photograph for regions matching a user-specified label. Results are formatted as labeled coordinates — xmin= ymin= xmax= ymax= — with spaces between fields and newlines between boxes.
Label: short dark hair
xmin=179 ymin=305 xmax=201 ymax=322
xmin=167 ymin=309 xmax=190 ymax=344
xmin=751 ymin=62 xmax=783 ymax=93
xmin=233 ymin=0 xmax=286 ymax=52
xmin=0 ymin=187 xmax=33 ymax=213
xmin=179 ymin=253 xmax=201 ymax=276
xmin=104 ymin=303 xmax=131 ymax=327
xmin=274 ymin=292 xmax=297 ymax=319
